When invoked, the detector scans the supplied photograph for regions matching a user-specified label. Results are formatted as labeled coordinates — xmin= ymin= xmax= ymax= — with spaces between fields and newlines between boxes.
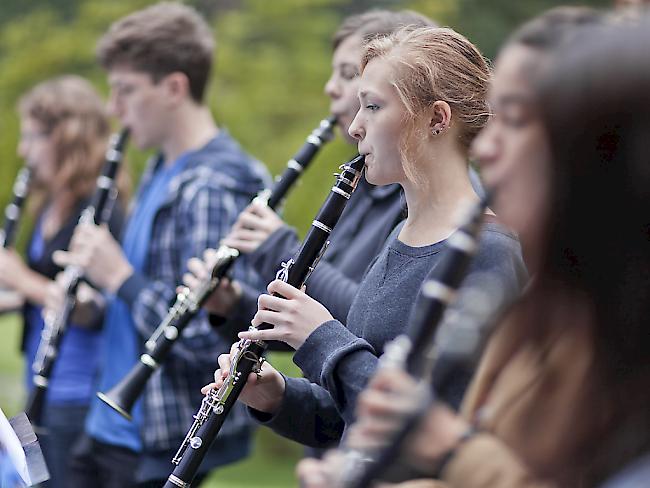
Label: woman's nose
xmin=348 ymin=110 xmax=364 ymax=140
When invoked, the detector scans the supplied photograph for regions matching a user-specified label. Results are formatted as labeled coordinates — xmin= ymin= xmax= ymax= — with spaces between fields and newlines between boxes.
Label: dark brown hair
xmin=97 ymin=2 xmax=214 ymax=103
xmin=332 ymin=9 xmax=437 ymax=50
xmin=527 ymin=20 xmax=650 ymax=483
xmin=507 ymin=6 xmax=603 ymax=51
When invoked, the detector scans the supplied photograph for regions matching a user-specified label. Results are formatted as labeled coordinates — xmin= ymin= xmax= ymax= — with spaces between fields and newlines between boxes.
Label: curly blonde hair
xmin=18 ymin=75 xmax=128 ymax=213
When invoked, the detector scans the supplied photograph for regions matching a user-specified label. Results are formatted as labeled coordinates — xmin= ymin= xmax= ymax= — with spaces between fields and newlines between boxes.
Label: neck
xmin=399 ymin=141 xmax=480 ymax=247
xmin=161 ymin=102 xmax=219 ymax=164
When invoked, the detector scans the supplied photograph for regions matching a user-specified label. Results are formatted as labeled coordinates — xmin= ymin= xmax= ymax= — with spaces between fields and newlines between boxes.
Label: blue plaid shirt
xmin=116 ymin=130 xmax=270 ymax=452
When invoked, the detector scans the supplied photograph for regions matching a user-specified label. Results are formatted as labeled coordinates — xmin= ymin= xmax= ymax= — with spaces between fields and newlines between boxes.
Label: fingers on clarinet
xmin=267 ymin=279 xmax=298 ymax=297
xmin=187 ymin=258 xmax=207 ymax=279
xmin=182 ymin=273 xmax=197 ymax=290
xmin=203 ymin=247 xmax=217 ymax=262
xmin=258 ymin=293 xmax=283 ymax=312
xmin=222 ymin=238 xmax=254 ymax=254
xmin=217 ymin=353 xmax=230 ymax=372
xmin=52 ymin=250 xmax=70 ymax=267
xmin=201 ymin=382 xmax=217 ymax=394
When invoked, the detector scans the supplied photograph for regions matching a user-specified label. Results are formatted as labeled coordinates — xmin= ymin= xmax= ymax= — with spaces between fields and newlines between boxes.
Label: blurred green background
xmin=0 ymin=0 xmax=610 ymax=486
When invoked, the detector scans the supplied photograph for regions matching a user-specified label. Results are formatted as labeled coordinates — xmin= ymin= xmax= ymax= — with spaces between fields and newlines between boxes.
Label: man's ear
xmin=163 ymin=72 xmax=191 ymax=104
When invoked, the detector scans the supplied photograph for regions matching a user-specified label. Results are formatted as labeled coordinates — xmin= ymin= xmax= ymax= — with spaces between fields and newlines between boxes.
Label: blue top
xmin=86 ymin=155 xmax=189 ymax=453
xmin=84 ymin=130 xmax=269 ymax=480
xmin=23 ymin=216 xmax=102 ymax=406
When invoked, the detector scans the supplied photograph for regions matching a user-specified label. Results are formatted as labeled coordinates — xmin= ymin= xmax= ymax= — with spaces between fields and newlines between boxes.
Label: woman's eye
xmin=366 ymin=103 xmax=380 ymax=111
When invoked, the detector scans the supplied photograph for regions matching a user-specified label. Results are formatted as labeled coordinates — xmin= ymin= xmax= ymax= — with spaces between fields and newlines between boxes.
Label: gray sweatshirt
xmin=250 ymin=221 xmax=528 ymax=448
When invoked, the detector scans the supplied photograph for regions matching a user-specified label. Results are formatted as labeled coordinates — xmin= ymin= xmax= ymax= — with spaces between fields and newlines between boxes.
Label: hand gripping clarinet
xmin=164 ymin=154 xmax=365 ymax=488
xmin=0 ymin=166 xmax=33 ymax=305
xmin=341 ymin=197 xmax=493 ymax=488
xmin=97 ymin=116 xmax=337 ymax=420
xmin=25 ymin=128 xmax=129 ymax=428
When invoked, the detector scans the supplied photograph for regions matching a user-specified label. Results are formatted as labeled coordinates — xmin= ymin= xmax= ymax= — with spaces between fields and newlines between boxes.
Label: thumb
xmin=52 ymin=250 xmax=74 ymax=267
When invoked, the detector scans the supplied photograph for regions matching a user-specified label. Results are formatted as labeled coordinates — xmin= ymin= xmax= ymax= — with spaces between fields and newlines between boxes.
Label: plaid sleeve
xmin=128 ymin=171 xmax=251 ymax=369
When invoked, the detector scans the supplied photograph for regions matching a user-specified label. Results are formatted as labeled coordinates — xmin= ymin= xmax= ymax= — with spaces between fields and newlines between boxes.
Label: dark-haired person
xmin=300 ymin=10 xmax=650 ymax=488
xmin=206 ymin=26 xmax=527 ymax=453
xmin=51 ymin=3 xmax=270 ymax=487
xmin=0 ymin=76 xmax=127 ymax=488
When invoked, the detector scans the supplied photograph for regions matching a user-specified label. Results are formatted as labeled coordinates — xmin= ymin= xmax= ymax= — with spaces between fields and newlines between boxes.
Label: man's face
xmin=107 ymin=66 xmax=170 ymax=150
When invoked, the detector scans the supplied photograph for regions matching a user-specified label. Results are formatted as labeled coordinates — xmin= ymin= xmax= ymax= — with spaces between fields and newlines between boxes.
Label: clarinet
xmin=341 ymin=197 xmax=492 ymax=488
xmin=97 ymin=116 xmax=337 ymax=420
xmin=164 ymin=154 xmax=365 ymax=488
xmin=1 ymin=166 xmax=33 ymax=249
xmin=25 ymin=128 xmax=129 ymax=428
xmin=0 ymin=166 xmax=33 ymax=307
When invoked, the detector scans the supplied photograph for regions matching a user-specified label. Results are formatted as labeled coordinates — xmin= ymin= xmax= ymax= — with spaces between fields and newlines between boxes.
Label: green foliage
xmin=0 ymin=0 xmax=612 ymax=234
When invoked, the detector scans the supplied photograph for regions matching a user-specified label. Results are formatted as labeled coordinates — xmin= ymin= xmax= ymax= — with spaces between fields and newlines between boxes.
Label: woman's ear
xmin=429 ymin=100 xmax=452 ymax=135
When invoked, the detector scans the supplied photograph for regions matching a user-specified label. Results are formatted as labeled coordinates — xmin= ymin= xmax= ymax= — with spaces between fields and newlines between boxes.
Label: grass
xmin=0 ymin=312 xmax=302 ymax=487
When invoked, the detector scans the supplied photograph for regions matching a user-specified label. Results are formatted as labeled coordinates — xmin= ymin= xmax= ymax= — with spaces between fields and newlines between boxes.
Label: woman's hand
xmin=221 ymin=201 xmax=285 ymax=254
xmin=201 ymin=341 xmax=286 ymax=414
xmin=183 ymin=248 xmax=242 ymax=317
xmin=238 ymin=279 xmax=334 ymax=349
xmin=53 ymin=223 xmax=132 ymax=293
xmin=297 ymin=452 xmax=442 ymax=488
xmin=0 ymin=247 xmax=29 ymax=289
xmin=296 ymin=452 xmax=346 ymax=488
xmin=0 ymin=247 xmax=49 ymax=305
xmin=43 ymin=273 xmax=66 ymax=321
xmin=348 ymin=367 xmax=469 ymax=470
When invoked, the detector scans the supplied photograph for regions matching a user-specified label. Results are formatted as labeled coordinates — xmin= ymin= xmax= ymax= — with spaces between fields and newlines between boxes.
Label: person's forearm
xmin=14 ymin=269 xmax=51 ymax=306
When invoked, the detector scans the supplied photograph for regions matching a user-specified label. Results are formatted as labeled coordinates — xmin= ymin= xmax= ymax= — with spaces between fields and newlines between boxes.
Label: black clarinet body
xmin=344 ymin=197 xmax=491 ymax=488
xmin=0 ymin=166 xmax=33 ymax=310
xmin=163 ymin=154 xmax=365 ymax=488
xmin=1 ymin=166 xmax=33 ymax=249
xmin=98 ymin=116 xmax=337 ymax=420
xmin=25 ymin=128 xmax=129 ymax=427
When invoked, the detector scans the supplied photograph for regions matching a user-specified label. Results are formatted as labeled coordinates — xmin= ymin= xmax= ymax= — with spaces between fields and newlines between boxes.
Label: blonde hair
xmin=361 ymin=27 xmax=491 ymax=184
xmin=18 ymin=75 xmax=129 ymax=214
